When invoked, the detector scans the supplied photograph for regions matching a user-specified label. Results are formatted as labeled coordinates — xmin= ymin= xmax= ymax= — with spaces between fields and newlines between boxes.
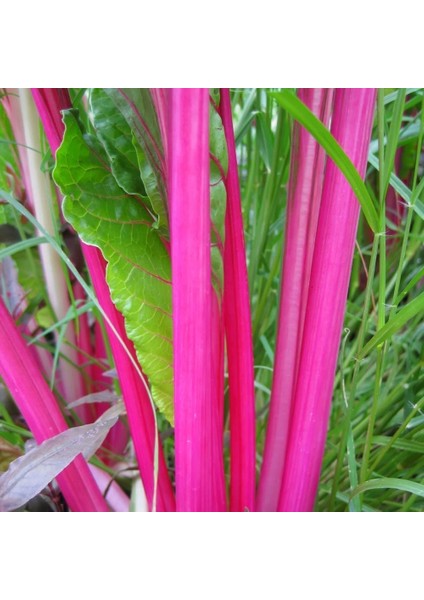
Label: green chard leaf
xmin=88 ymin=88 xmax=147 ymax=198
xmin=103 ymin=87 xmax=228 ymax=294
xmin=100 ymin=89 xmax=169 ymax=231
xmin=53 ymin=110 xmax=174 ymax=424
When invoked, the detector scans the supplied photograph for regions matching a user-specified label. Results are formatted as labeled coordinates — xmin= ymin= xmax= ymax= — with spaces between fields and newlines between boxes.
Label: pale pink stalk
xmin=1 ymin=89 xmax=34 ymax=210
xmin=89 ymin=465 xmax=130 ymax=512
xmin=18 ymin=88 xmax=84 ymax=404
xmin=219 ymin=89 xmax=256 ymax=512
xmin=170 ymin=88 xmax=225 ymax=511
xmin=82 ymin=245 xmax=175 ymax=511
xmin=278 ymin=88 xmax=376 ymax=511
xmin=0 ymin=296 xmax=108 ymax=512
xmin=257 ymin=89 xmax=333 ymax=511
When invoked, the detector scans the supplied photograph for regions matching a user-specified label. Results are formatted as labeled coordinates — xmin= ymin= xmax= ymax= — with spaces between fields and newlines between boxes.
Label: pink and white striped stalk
xmin=0 ymin=296 xmax=108 ymax=512
xmin=219 ymin=89 xmax=256 ymax=512
xmin=257 ymin=89 xmax=334 ymax=512
xmin=277 ymin=88 xmax=376 ymax=511
xmin=18 ymin=88 xmax=84 ymax=404
xmin=170 ymin=88 xmax=226 ymax=511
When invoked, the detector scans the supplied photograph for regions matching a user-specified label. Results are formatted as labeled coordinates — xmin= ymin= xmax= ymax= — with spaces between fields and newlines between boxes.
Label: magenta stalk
xmin=0 ymin=296 xmax=108 ymax=512
xmin=219 ymin=89 xmax=256 ymax=512
xmin=82 ymin=245 xmax=175 ymax=511
xmin=257 ymin=89 xmax=333 ymax=511
xmin=170 ymin=88 xmax=226 ymax=511
xmin=277 ymin=88 xmax=376 ymax=511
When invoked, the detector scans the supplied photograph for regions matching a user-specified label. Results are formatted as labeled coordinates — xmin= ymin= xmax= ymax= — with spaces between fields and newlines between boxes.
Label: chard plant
xmin=0 ymin=87 xmax=423 ymax=512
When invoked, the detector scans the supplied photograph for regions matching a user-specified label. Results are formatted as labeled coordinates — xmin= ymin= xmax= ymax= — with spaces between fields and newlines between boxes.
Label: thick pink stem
xmin=0 ymin=297 xmax=108 ymax=512
xmin=278 ymin=88 xmax=376 ymax=511
xmin=219 ymin=89 xmax=256 ymax=512
xmin=170 ymin=88 xmax=225 ymax=511
xmin=257 ymin=89 xmax=333 ymax=511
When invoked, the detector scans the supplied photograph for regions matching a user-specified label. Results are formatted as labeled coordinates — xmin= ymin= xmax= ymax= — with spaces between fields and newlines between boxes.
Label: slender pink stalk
xmin=257 ymin=89 xmax=333 ymax=511
xmin=73 ymin=281 xmax=128 ymax=460
xmin=150 ymin=88 xmax=169 ymax=162
xmin=81 ymin=245 xmax=175 ymax=511
xmin=31 ymin=88 xmax=72 ymax=156
xmin=0 ymin=296 xmax=108 ymax=512
xmin=278 ymin=88 xmax=376 ymax=511
xmin=219 ymin=89 xmax=256 ymax=512
xmin=73 ymin=281 xmax=96 ymax=423
xmin=0 ymin=255 xmax=54 ymax=378
xmin=210 ymin=292 xmax=227 ymax=511
xmin=170 ymin=88 xmax=225 ymax=511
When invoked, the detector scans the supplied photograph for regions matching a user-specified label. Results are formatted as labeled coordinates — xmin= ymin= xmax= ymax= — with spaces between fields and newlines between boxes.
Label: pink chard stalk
xmin=258 ymin=88 xmax=334 ymax=512
xmin=169 ymin=88 xmax=226 ymax=511
xmin=0 ymin=297 xmax=108 ymax=512
xmin=277 ymin=88 xmax=376 ymax=511
xmin=81 ymin=246 xmax=175 ymax=512
xmin=219 ymin=89 xmax=256 ymax=512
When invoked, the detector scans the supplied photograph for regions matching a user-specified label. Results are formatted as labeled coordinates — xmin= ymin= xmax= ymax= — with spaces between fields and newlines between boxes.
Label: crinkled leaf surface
xmin=0 ymin=402 xmax=123 ymax=512
xmin=102 ymin=89 xmax=169 ymax=231
xmin=89 ymin=88 xmax=147 ymax=198
xmin=53 ymin=111 xmax=174 ymax=423
xmin=102 ymin=88 xmax=229 ymax=285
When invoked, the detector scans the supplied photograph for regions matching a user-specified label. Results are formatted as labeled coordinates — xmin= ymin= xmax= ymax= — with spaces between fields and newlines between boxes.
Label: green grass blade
xmin=382 ymin=89 xmax=406 ymax=199
xmin=271 ymin=90 xmax=380 ymax=233
xmin=0 ymin=236 xmax=47 ymax=260
xmin=359 ymin=290 xmax=424 ymax=358
xmin=351 ymin=478 xmax=424 ymax=500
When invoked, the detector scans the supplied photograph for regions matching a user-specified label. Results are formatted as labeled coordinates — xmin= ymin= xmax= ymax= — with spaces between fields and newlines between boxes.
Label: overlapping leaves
xmin=54 ymin=110 xmax=174 ymax=422
xmin=54 ymin=90 xmax=228 ymax=425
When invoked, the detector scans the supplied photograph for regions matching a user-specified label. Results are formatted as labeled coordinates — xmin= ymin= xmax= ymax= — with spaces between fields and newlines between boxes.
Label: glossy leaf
xmin=102 ymin=89 xmax=168 ymax=228
xmin=54 ymin=111 xmax=174 ymax=424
